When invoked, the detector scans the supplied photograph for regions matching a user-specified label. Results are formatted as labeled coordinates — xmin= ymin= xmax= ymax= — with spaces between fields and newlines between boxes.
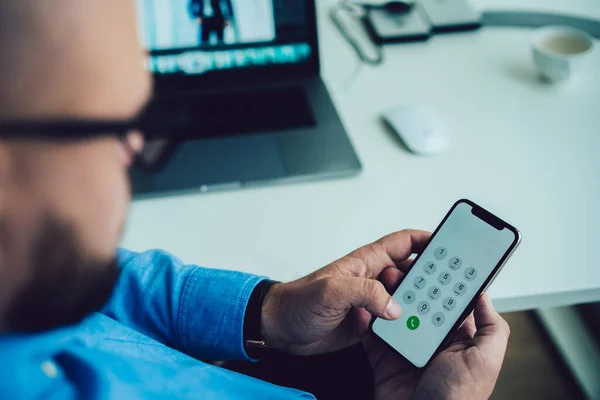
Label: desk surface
xmin=122 ymin=0 xmax=600 ymax=312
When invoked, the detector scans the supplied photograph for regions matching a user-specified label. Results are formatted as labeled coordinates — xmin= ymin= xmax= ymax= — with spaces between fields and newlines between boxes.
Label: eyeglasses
xmin=0 ymin=100 xmax=192 ymax=141
xmin=0 ymin=100 xmax=197 ymax=170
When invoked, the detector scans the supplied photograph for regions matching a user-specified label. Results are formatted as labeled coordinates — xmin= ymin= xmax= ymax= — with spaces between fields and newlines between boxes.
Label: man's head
xmin=0 ymin=0 xmax=151 ymax=332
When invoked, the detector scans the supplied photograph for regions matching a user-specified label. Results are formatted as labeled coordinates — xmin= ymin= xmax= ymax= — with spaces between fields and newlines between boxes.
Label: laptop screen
xmin=135 ymin=0 xmax=314 ymax=76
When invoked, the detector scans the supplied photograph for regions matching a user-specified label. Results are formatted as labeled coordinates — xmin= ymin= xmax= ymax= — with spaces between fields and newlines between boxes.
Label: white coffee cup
xmin=532 ymin=26 xmax=594 ymax=82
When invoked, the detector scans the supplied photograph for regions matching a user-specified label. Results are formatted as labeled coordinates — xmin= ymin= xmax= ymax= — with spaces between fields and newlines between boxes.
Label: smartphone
xmin=371 ymin=199 xmax=521 ymax=368
xmin=418 ymin=0 xmax=481 ymax=33
xmin=365 ymin=7 xmax=432 ymax=43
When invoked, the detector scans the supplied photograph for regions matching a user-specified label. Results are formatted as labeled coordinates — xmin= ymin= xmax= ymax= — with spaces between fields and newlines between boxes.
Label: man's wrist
xmin=243 ymin=279 xmax=280 ymax=358
xmin=260 ymin=282 xmax=286 ymax=351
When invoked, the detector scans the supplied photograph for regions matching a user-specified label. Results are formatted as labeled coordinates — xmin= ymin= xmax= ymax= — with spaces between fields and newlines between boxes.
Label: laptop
xmin=131 ymin=0 xmax=362 ymax=197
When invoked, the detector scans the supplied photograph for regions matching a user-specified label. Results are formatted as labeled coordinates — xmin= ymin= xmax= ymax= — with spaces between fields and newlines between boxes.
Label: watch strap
xmin=243 ymin=279 xmax=279 ymax=359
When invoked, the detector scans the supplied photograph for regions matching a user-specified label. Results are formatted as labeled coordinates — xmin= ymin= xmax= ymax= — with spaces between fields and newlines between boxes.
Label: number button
xmin=434 ymin=247 xmax=447 ymax=260
xmin=464 ymin=267 xmax=478 ymax=281
xmin=403 ymin=290 xmax=416 ymax=305
xmin=453 ymin=282 xmax=467 ymax=296
xmin=432 ymin=312 xmax=445 ymax=327
xmin=442 ymin=297 xmax=456 ymax=311
xmin=427 ymin=286 xmax=442 ymax=300
xmin=437 ymin=272 xmax=452 ymax=286
xmin=448 ymin=257 xmax=462 ymax=271
xmin=413 ymin=276 xmax=427 ymax=290
xmin=424 ymin=262 xmax=437 ymax=275
xmin=417 ymin=301 xmax=431 ymax=315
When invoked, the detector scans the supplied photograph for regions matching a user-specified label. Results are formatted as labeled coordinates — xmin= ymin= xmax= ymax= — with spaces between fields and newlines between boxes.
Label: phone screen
xmin=372 ymin=200 xmax=520 ymax=367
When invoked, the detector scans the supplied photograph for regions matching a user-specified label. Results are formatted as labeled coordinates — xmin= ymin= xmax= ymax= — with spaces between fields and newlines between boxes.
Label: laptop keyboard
xmin=153 ymin=87 xmax=316 ymax=139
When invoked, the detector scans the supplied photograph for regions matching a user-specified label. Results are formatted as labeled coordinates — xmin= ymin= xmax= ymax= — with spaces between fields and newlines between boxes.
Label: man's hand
xmin=362 ymin=294 xmax=510 ymax=400
xmin=260 ymin=230 xmax=430 ymax=356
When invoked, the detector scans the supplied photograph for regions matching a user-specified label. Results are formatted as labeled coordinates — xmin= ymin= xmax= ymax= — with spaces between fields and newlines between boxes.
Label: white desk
xmin=122 ymin=0 xmax=600 ymax=313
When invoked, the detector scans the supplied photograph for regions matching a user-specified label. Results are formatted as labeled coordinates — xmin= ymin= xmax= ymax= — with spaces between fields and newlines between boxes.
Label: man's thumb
xmin=340 ymin=277 xmax=402 ymax=320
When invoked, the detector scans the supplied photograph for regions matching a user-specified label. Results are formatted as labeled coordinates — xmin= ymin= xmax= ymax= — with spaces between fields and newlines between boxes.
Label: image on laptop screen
xmin=136 ymin=0 xmax=313 ymax=75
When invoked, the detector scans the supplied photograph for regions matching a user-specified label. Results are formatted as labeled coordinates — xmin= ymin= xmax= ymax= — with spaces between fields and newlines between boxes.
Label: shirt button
xmin=41 ymin=361 xmax=58 ymax=378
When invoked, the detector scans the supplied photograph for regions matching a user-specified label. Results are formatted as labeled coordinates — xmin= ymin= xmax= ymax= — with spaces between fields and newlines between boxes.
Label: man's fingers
xmin=331 ymin=277 xmax=402 ymax=320
xmin=452 ymin=313 xmax=476 ymax=342
xmin=352 ymin=307 xmax=373 ymax=334
xmin=360 ymin=331 xmax=392 ymax=371
xmin=376 ymin=230 xmax=431 ymax=264
xmin=473 ymin=294 xmax=510 ymax=362
xmin=379 ymin=257 xmax=415 ymax=294
xmin=474 ymin=294 xmax=509 ymax=333
xmin=396 ymin=257 xmax=415 ymax=274
xmin=378 ymin=267 xmax=404 ymax=294
xmin=333 ymin=230 xmax=430 ymax=279
xmin=360 ymin=331 xmax=415 ymax=380
xmin=361 ymin=331 xmax=382 ymax=364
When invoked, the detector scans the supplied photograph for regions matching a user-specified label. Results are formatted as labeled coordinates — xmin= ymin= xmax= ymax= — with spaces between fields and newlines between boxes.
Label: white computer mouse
xmin=382 ymin=106 xmax=449 ymax=156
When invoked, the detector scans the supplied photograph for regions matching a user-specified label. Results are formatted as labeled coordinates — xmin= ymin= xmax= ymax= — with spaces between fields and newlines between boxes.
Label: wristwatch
xmin=243 ymin=279 xmax=279 ymax=359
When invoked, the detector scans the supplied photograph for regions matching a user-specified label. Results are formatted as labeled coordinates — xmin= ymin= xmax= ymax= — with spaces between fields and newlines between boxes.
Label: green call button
xmin=407 ymin=316 xmax=420 ymax=330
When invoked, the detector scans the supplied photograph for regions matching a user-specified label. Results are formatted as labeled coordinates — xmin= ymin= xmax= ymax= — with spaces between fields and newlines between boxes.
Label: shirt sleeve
xmin=100 ymin=248 xmax=266 ymax=361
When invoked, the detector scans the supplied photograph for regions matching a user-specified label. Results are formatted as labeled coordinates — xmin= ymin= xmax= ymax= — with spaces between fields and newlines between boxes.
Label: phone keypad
xmin=432 ymin=312 xmax=445 ymax=327
xmin=448 ymin=257 xmax=462 ymax=271
xmin=434 ymin=247 xmax=447 ymax=260
xmin=399 ymin=247 xmax=480 ymax=329
xmin=464 ymin=267 xmax=478 ymax=281
xmin=453 ymin=282 xmax=467 ymax=296
xmin=424 ymin=262 xmax=437 ymax=275
xmin=414 ymin=276 xmax=427 ymax=290
xmin=403 ymin=290 xmax=416 ymax=304
xmin=417 ymin=301 xmax=431 ymax=315
xmin=437 ymin=272 xmax=452 ymax=286
xmin=442 ymin=297 xmax=456 ymax=312
xmin=427 ymin=286 xmax=442 ymax=300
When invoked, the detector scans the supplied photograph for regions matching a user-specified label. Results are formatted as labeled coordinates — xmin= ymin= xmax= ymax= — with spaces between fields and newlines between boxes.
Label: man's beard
xmin=4 ymin=216 xmax=121 ymax=332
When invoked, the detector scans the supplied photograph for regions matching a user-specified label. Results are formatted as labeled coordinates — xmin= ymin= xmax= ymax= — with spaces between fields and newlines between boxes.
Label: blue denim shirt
xmin=0 ymin=249 xmax=314 ymax=399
